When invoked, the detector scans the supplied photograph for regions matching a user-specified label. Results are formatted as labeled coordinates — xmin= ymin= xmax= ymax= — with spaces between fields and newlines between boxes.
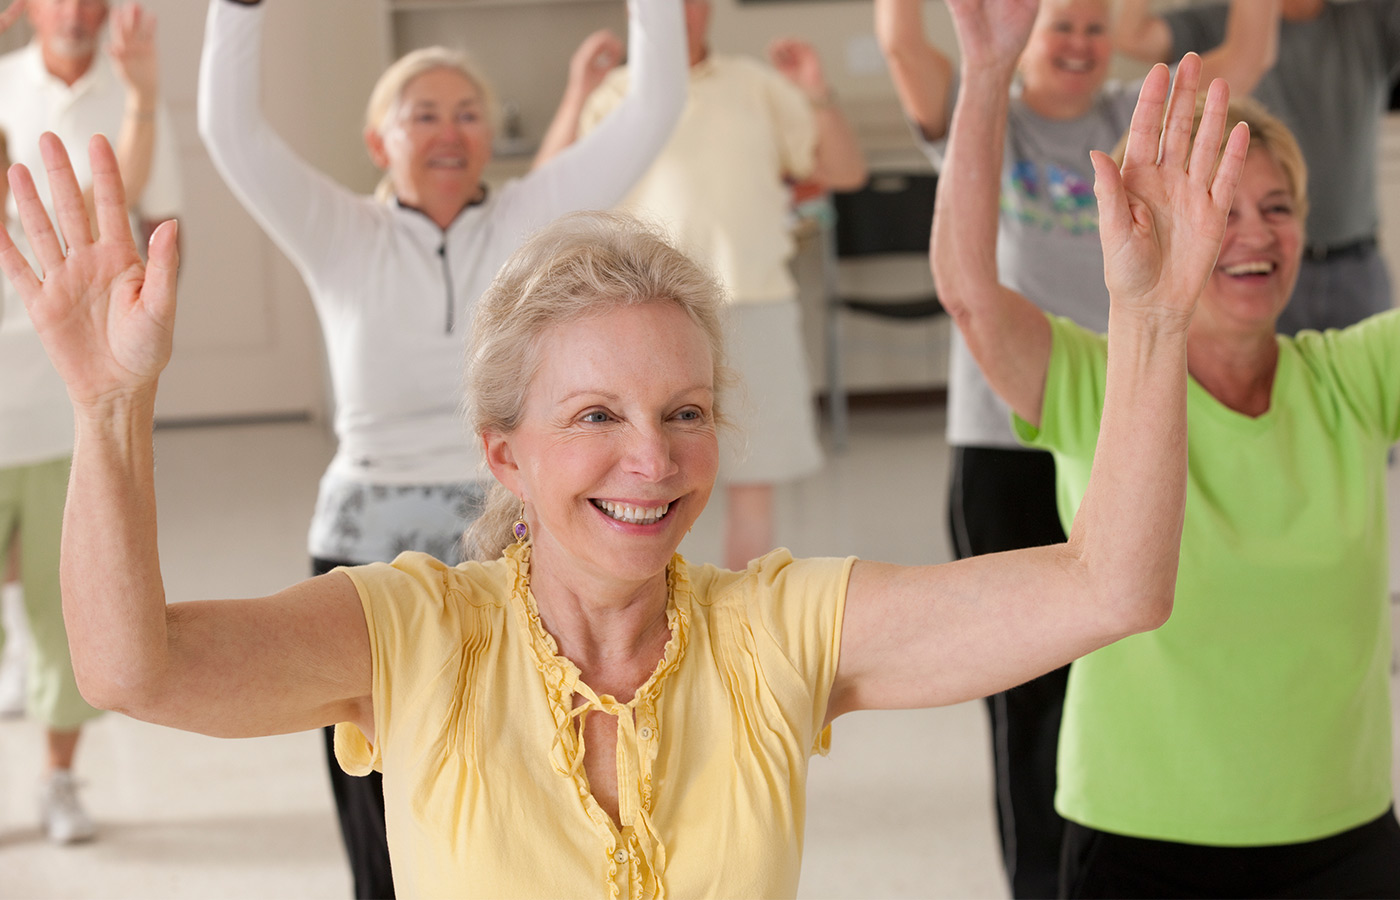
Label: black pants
xmin=948 ymin=446 xmax=1069 ymax=900
xmin=1061 ymin=807 xmax=1400 ymax=898
xmin=314 ymin=556 xmax=395 ymax=900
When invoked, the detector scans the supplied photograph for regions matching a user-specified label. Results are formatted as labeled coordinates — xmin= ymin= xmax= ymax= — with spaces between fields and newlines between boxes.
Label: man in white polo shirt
xmin=0 ymin=0 xmax=180 ymax=242
xmin=0 ymin=0 xmax=179 ymax=846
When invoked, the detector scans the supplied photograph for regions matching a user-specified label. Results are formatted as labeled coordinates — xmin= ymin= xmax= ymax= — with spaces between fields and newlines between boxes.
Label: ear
xmin=363 ymin=125 xmax=390 ymax=170
xmin=483 ymin=431 xmax=524 ymax=499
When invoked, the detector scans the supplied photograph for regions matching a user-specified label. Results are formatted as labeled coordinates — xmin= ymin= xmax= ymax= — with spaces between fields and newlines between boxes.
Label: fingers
xmin=1209 ymin=121 xmax=1251 ymax=211
xmin=9 ymin=163 xmax=66 ymax=276
xmin=1185 ymin=77 xmax=1229 ymax=188
xmin=39 ymin=133 xmax=95 ymax=253
xmin=0 ymin=215 xmax=42 ymax=305
xmin=1121 ymin=63 xmax=1170 ymax=172
xmin=89 ymin=134 xmax=136 ymax=246
xmin=1159 ymin=53 xmax=1202 ymax=169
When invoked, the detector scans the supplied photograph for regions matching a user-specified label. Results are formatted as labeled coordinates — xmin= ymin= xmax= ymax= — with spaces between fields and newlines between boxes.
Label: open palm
xmin=0 ymin=134 xmax=178 ymax=412
xmin=1092 ymin=54 xmax=1250 ymax=328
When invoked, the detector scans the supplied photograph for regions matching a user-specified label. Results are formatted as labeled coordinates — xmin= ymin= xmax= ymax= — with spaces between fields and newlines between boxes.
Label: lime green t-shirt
xmin=1015 ymin=311 xmax=1400 ymax=846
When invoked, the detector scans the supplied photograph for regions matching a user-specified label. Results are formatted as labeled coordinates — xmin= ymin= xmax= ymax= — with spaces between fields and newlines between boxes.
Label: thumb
xmin=1090 ymin=150 xmax=1132 ymax=246
xmin=143 ymin=219 xmax=179 ymax=324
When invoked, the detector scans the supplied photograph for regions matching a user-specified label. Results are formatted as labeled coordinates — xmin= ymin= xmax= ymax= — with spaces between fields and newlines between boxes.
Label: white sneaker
xmin=40 ymin=770 xmax=97 ymax=845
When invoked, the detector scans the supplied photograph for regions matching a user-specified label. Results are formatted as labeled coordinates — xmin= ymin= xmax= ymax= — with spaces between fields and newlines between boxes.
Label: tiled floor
xmin=0 ymin=406 xmax=1397 ymax=898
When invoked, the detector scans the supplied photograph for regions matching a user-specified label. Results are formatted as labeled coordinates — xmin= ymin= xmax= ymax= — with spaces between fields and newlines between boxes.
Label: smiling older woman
xmin=0 ymin=53 xmax=1243 ymax=898
xmin=933 ymin=0 xmax=1400 ymax=896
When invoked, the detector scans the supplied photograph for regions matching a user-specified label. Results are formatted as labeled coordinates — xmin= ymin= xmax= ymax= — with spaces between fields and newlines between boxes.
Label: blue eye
xmin=582 ymin=410 xmax=611 ymax=424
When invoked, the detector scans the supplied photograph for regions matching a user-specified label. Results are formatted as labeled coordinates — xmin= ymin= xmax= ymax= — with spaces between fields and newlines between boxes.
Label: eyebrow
xmin=555 ymin=385 xmax=714 ymax=406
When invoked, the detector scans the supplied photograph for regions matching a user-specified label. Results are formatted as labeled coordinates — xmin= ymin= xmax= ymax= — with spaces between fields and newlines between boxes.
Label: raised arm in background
xmin=828 ymin=0 xmax=1248 ymax=718
xmin=532 ymin=29 xmax=624 ymax=171
xmin=874 ymin=0 xmax=955 ymax=142
xmin=768 ymin=37 xmax=867 ymax=190
xmin=0 ymin=0 xmax=24 ymax=35
xmin=0 ymin=134 xmax=374 ymax=741
xmin=1113 ymin=0 xmax=1280 ymax=97
xmin=98 ymin=3 xmax=159 ymax=236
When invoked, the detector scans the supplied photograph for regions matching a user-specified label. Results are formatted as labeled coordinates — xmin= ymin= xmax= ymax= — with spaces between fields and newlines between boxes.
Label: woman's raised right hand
xmin=946 ymin=0 xmax=1040 ymax=71
xmin=0 ymin=133 xmax=178 ymax=414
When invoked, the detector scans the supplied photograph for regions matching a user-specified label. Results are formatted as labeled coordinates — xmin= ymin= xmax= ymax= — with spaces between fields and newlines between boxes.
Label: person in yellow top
xmin=0 ymin=51 xmax=1244 ymax=896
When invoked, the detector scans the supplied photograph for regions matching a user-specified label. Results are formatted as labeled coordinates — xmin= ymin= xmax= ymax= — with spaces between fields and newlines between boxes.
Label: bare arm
xmin=768 ymin=38 xmax=867 ymax=190
xmin=0 ymin=0 xmax=24 ymax=34
xmin=828 ymin=31 xmax=1250 ymax=715
xmin=532 ymin=29 xmax=624 ymax=170
xmin=0 ymin=134 xmax=373 ymax=740
xmin=1195 ymin=0 xmax=1280 ymax=98
xmin=875 ymin=0 xmax=956 ymax=142
xmin=104 ymin=4 xmax=159 ymax=209
xmin=929 ymin=0 xmax=1051 ymax=425
xmin=1111 ymin=0 xmax=1174 ymax=62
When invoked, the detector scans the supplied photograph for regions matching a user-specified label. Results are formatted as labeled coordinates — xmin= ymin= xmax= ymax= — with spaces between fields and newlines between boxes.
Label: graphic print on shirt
xmin=1003 ymin=159 xmax=1099 ymax=236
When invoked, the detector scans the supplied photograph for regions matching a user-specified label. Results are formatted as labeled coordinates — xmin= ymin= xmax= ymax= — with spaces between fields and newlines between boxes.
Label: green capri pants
xmin=0 ymin=455 xmax=98 ymax=730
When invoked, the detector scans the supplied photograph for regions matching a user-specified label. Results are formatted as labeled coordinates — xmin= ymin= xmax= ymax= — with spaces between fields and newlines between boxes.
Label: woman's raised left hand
xmin=1091 ymin=53 xmax=1250 ymax=329
xmin=0 ymin=133 xmax=178 ymax=415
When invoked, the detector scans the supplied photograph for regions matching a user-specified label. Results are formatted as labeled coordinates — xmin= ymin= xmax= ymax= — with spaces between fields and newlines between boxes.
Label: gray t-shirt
xmin=920 ymin=79 xmax=1137 ymax=447
xmin=1167 ymin=0 xmax=1400 ymax=247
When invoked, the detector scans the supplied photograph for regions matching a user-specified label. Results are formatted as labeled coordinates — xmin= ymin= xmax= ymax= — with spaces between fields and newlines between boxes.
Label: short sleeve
xmin=1012 ymin=313 xmax=1109 ymax=461
xmin=1293 ymin=309 xmax=1400 ymax=443
xmin=747 ymin=550 xmax=854 ymax=751
xmin=1163 ymin=3 xmax=1229 ymax=59
xmin=757 ymin=65 xmax=817 ymax=181
xmin=333 ymin=551 xmax=476 ymax=775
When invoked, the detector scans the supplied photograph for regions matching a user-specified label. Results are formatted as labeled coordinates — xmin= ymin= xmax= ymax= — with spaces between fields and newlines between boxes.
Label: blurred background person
xmin=0 ymin=0 xmax=169 ymax=846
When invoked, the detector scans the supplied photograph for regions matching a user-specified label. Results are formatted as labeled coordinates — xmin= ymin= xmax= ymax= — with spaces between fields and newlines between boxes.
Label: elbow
xmin=73 ymin=670 xmax=161 ymax=719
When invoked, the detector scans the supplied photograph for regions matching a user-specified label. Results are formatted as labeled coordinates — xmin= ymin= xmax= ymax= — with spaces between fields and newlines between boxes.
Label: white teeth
xmin=1058 ymin=59 xmax=1092 ymax=72
xmin=1223 ymin=261 xmax=1275 ymax=276
xmin=593 ymin=499 xmax=671 ymax=525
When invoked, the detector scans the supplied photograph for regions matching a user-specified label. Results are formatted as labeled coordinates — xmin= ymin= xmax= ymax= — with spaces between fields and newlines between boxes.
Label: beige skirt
xmin=719 ymin=298 xmax=824 ymax=485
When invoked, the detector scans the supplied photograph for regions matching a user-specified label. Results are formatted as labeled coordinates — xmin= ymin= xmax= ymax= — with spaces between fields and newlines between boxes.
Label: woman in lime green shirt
xmin=0 ymin=52 xmax=1242 ymax=897
xmin=933 ymin=0 xmax=1400 ymax=895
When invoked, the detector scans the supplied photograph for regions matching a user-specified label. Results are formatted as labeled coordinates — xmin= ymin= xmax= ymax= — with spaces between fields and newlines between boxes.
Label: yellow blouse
xmin=335 ymin=543 xmax=853 ymax=899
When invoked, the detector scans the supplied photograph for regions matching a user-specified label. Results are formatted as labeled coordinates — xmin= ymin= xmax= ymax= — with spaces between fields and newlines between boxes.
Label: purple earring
xmin=512 ymin=503 xmax=529 ymax=544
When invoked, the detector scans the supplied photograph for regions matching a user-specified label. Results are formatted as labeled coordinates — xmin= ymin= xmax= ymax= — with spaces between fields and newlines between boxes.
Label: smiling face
xmin=1196 ymin=148 xmax=1304 ymax=336
xmin=1018 ymin=0 xmax=1111 ymax=108
xmin=485 ymin=301 xmax=719 ymax=593
xmin=370 ymin=67 xmax=493 ymax=215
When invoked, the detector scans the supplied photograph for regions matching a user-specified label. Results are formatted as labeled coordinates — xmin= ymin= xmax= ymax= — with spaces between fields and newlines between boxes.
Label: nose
xmin=1228 ymin=209 xmax=1276 ymax=249
xmin=622 ymin=423 xmax=679 ymax=482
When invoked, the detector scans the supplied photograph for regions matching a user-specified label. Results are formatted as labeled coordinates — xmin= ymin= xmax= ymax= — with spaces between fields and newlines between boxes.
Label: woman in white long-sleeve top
xmin=196 ymin=1 xmax=686 ymax=895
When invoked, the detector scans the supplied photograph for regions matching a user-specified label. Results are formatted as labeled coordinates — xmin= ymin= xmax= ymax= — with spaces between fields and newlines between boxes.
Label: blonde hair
xmin=462 ymin=211 xmax=734 ymax=561
xmin=365 ymin=46 xmax=497 ymax=203
xmin=1112 ymin=95 xmax=1309 ymax=228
